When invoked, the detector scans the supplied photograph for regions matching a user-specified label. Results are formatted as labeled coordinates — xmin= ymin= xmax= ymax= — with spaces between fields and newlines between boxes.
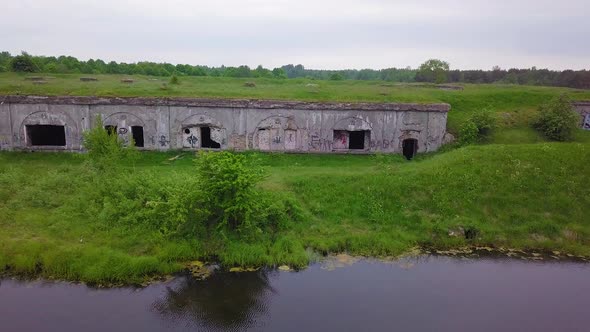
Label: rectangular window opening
xmin=349 ymin=131 xmax=366 ymax=150
xmin=131 ymin=126 xmax=144 ymax=147
xmin=201 ymin=126 xmax=221 ymax=149
xmin=26 ymin=125 xmax=66 ymax=146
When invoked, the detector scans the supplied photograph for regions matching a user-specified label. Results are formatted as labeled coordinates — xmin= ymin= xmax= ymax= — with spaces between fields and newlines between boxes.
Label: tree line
xmin=2 ymin=51 xmax=589 ymax=89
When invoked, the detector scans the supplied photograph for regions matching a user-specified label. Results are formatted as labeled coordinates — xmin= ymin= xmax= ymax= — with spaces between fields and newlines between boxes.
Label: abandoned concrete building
xmin=573 ymin=102 xmax=590 ymax=131
xmin=0 ymin=95 xmax=452 ymax=159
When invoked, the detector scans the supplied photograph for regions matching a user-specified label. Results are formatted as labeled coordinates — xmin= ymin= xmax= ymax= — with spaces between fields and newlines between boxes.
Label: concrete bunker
xmin=332 ymin=117 xmax=372 ymax=151
xmin=104 ymin=125 xmax=144 ymax=147
xmin=26 ymin=125 xmax=66 ymax=146
xmin=103 ymin=112 xmax=146 ymax=148
xmin=253 ymin=116 xmax=300 ymax=151
xmin=182 ymin=126 xmax=223 ymax=149
xmin=2 ymin=96 xmax=451 ymax=153
xmin=333 ymin=130 xmax=370 ymax=150
xmin=180 ymin=114 xmax=226 ymax=150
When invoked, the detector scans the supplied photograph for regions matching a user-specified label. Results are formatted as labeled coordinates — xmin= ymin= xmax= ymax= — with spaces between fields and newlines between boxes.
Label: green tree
xmin=416 ymin=59 xmax=449 ymax=84
xmin=272 ymin=68 xmax=287 ymax=79
xmin=10 ymin=52 xmax=38 ymax=72
xmin=329 ymin=73 xmax=344 ymax=81
xmin=194 ymin=151 xmax=265 ymax=231
xmin=533 ymin=94 xmax=579 ymax=141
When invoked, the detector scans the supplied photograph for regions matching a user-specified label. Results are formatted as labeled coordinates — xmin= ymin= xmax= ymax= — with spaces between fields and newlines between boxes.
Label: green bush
xmin=458 ymin=108 xmax=497 ymax=145
xmin=458 ymin=120 xmax=479 ymax=145
xmin=194 ymin=151 xmax=266 ymax=232
xmin=82 ymin=115 xmax=138 ymax=171
xmin=169 ymin=75 xmax=179 ymax=85
xmin=533 ymin=94 xmax=579 ymax=141
xmin=470 ymin=108 xmax=497 ymax=139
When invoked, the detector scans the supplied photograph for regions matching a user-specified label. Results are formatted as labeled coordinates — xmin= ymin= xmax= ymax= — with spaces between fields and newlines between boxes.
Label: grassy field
xmin=1 ymin=144 xmax=589 ymax=284
xmin=2 ymin=72 xmax=590 ymax=136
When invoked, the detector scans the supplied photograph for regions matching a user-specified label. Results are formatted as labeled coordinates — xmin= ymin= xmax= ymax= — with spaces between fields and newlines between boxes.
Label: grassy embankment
xmin=1 ymin=144 xmax=589 ymax=284
xmin=1 ymin=73 xmax=589 ymax=284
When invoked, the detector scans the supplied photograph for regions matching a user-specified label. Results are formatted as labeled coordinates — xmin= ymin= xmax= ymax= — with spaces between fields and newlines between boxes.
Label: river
xmin=1 ymin=255 xmax=589 ymax=331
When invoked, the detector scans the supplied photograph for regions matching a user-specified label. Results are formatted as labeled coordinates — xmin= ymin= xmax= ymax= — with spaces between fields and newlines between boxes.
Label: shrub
xmin=470 ymin=108 xmax=497 ymax=138
xmin=458 ymin=108 xmax=497 ymax=145
xmin=194 ymin=151 xmax=266 ymax=232
xmin=533 ymin=94 xmax=579 ymax=141
xmin=458 ymin=120 xmax=479 ymax=145
xmin=169 ymin=75 xmax=179 ymax=85
xmin=82 ymin=115 xmax=138 ymax=171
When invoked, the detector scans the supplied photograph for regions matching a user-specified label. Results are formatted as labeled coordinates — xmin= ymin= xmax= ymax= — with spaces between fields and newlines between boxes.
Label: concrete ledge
xmin=0 ymin=95 xmax=451 ymax=112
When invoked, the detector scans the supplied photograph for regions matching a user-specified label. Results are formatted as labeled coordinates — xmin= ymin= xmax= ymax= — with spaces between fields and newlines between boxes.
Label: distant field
xmin=1 ymin=72 xmax=590 ymax=136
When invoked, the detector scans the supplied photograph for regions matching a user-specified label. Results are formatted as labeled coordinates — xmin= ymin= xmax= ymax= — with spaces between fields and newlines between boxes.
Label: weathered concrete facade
xmin=573 ymin=102 xmax=590 ymax=130
xmin=0 ymin=96 xmax=451 ymax=156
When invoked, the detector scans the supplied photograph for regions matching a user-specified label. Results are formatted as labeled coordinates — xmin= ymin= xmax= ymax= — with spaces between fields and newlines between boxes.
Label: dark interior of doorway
xmin=201 ymin=127 xmax=221 ymax=148
xmin=349 ymin=131 xmax=366 ymax=150
xmin=402 ymin=139 xmax=418 ymax=160
xmin=131 ymin=126 xmax=144 ymax=147
xmin=26 ymin=125 xmax=66 ymax=146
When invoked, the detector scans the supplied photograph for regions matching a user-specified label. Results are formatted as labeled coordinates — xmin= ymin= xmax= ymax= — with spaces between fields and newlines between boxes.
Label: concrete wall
xmin=0 ymin=96 xmax=451 ymax=154
xmin=573 ymin=102 xmax=590 ymax=130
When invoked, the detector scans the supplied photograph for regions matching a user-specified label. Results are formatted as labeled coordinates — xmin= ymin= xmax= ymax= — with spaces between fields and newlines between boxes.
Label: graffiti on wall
xmin=158 ymin=135 xmax=170 ymax=147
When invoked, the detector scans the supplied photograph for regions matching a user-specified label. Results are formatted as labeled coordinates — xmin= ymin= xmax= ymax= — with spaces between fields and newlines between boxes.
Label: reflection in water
xmin=152 ymin=270 xmax=275 ymax=331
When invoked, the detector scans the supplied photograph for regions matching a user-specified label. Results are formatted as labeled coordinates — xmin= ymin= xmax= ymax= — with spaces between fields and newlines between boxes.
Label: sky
xmin=1 ymin=0 xmax=589 ymax=70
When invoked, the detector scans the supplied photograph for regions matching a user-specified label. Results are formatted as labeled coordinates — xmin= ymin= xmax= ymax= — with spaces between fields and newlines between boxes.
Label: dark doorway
xmin=201 ymin=127 xmax=221 ymax=149
xmin=131 ymin=126 xmax=144 ymax=147
xmin=402 ymin=139 xmax=418 ymax=160
xmin=349 ymin=131 xmax=366 ymax=150
xmin=26 ymin=125 xmax=66 ymax=146
xmin=105 ymin=125 xmax=117 ymax=135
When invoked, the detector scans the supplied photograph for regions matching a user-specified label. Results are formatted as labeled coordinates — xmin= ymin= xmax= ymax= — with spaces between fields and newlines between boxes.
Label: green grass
xmin=2 ymin=72 xmax=590 ymax=135
xmin=1 ymin=143 xmax=589 ymax=284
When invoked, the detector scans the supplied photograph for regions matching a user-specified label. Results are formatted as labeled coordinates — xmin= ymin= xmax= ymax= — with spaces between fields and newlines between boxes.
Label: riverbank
xmin=0 ymin=143 xmax=588 ymax=284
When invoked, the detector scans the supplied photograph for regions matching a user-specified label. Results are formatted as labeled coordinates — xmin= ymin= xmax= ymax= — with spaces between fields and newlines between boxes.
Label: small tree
xmin=458 ymin=108 xmax=497 ymax=145
xmin=194 ymin=151 xmax=265 ymax=231
xmin=533 ymin=94 xmax=579 ymax=141
xmin=10 ymin=52 xmax=38 ymax=72
xmin=82 ymin=115 xmax=138 ymax=171
xmin=416 ymin=59 xmax=449 ymax=84
xmin=169 ymin=75 xmax=179 ymax=84
xmin=470 ymin=108 xmax=497 ymax=139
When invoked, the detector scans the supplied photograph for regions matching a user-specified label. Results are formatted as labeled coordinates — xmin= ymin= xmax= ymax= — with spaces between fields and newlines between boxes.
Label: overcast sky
xmin=2 ymin=0 xmax=589 ymax=70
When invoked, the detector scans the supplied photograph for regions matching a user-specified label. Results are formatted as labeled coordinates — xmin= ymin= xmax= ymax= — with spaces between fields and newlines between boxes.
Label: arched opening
xmin=402 ymin=139 xmax=418 ymax=160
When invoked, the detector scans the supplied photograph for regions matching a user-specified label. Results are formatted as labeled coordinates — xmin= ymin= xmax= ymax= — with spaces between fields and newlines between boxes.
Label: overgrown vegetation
xmin=1 ymin=143 xmax=589 ymax=284
xmin=533 ymin=94 xmax=580 ymax=141
xmin=458 ymin=108 xmax=497 ymax=145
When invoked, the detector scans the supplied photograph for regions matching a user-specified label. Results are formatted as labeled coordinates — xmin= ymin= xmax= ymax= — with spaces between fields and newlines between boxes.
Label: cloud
xmin=1 ymin=0 xmax=589 ymax=69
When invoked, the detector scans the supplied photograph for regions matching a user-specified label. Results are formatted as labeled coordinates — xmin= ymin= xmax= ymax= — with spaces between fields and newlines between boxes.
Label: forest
xmin=2 ymin=51 xmax=589 ymax=89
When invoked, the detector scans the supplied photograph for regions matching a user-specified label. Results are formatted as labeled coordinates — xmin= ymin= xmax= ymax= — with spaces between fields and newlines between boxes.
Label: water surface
xmin=1 ymin=256 xmax=589 ymax=332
